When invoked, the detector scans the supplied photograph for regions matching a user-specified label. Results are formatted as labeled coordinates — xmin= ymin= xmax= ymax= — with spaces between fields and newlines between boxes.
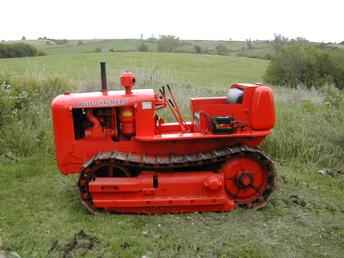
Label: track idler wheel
xmin=223 ymin=151 xmax=275 ymax=209
xmin=78 ymin=162 xmax=131 ymax=214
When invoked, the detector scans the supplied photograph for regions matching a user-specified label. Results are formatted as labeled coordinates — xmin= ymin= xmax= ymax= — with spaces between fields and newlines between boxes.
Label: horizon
xmin=2 ymin=35 xmax=341 ymax=44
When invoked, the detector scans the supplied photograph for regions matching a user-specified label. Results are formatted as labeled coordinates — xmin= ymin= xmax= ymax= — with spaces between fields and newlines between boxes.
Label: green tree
xmin=215 ymin=44 xmax=228 ymax=55
xmin=138 ymin=42 xmax=149 ymax=52
xmin=264 ymin=44 xmax=344 ymax=89
xmin=246 ymin=39 xmax=254 ymax=49
xmin=271 ymin=34 xmax=289 ymax=51
xmin=328 ymin=50 xmax=344 ymax=89
xmin=157 ymin=35 xmax=180 ymax=52
xmin=0 ymin=43 xmax=45 ymax=58
xmin=194 ymin=45 xmax=202 ymax=54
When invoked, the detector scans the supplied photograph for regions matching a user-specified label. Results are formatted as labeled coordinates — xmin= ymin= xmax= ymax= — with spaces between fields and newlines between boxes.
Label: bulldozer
xmin=51 ymin=62 xmax=276 ymax=214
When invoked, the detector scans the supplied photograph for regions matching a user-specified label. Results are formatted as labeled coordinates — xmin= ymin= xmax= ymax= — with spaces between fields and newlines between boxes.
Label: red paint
xmin=51 ymin=85 xmax=274 ymax=174
xmin=120 ymin=71 xmax=135 ymax=95
xmin=51 ymin=71 xmax=276 ymax=213
xmin=89 ymin=171 xmax=236 ymax=213
xmin=119 ymin=106 xmax=135 ymax=136
xmin=223 ymin=156 xmax=268 ymax=205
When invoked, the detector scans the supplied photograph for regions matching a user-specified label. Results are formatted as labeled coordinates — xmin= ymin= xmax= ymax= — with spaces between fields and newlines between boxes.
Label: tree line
xmin=138 ymin=35 xmax=231 ymax=55
xmin=264 ymin=38 xmax=344 ymax=89
xmin=0 ymin=43 xmax=45 ymax=58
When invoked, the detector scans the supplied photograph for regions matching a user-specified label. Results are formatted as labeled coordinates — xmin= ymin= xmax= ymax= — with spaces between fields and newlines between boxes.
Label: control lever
xmin=165 ymin=84 xmax=187 ymax=131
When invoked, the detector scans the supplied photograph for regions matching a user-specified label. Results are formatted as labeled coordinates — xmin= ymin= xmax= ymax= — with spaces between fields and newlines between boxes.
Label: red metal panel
xmin=55 ymin=89 xmax=155 ymax=109
xmin=89 ymin=171 xmax=236 ymax=213
xmin=249 ymin=86 xmax=276 ymax=130
xmin=135 ymin=100 xmax=155 ymax=137
xmin=51 ymin=83 xmax=275 ymax=175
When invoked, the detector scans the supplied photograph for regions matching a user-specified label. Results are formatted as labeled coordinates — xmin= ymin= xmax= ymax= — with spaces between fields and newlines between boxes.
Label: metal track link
xmin=78 ymin=146 xmax=276 ymax=213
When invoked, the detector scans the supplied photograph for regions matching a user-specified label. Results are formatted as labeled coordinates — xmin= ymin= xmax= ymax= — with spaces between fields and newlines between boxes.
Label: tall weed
xmin=0 ymin=77 xmax=71 ymax=158
xmin=264 ymin=85 xmax=344 ymax=169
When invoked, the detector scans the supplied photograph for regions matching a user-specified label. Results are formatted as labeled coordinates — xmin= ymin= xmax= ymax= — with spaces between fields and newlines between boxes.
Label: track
xmin=78 ymin=146 xmax=276 ymax=214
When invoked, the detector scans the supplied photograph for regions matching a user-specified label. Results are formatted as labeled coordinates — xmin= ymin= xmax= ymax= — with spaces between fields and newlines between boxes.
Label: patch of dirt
xmin=0 ymin=251 xmax=21 ymax=258
xmin=280 ymin=175 xmax=288 ymax=184
xmin=289 ymin=194 xmax=307 ymax=207
xmin=120 ymin=241 xmax=130 ymax=249
xmin=318 ymin=168 xmax=344 ymax=177
xmin=280 ymin=194 xmax=307 ymax=208
xmin=280 ymin=194 xmax=344 ymax=214
xmin=0 ymin=237 xmax=21 ymax=258
xmin=48 ymin=230 xmax=99 ymax=258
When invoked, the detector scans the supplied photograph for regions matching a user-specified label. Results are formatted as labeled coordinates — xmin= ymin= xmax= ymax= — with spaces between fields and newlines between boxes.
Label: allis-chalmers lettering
xmin=77 ymin=99 xmax=128 ymax=108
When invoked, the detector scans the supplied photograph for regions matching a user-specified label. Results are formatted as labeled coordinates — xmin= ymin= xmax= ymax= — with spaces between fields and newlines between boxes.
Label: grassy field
xmin=5 ymin=39 xmax=145 ymax=55
xmin=0 ymin=51 xmax=344 ymax=258
xmin=0 ymin=52 xmax=268 ymax=89
xmin=1 ymin=156 xmax=343 ymax=258
xmin=4 ymin=38 xmax=276 ymax=59
xmin=4 ymin=38 xmax=343 ymax=60
xmin=7 ymin=39 xmax=248 ymax=56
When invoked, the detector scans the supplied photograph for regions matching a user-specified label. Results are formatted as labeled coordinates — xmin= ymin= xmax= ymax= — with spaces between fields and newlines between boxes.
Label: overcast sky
xmin=1 ymin=0 xmax=343 ymax=42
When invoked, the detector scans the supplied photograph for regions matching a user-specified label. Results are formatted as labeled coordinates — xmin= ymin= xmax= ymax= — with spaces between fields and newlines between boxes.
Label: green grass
xmin=9 ymin=39 xmax=249 ymax=56
xmin=0 ymin=156 xmax=343 ymax=258
xmin=5 ymin=38 xmax=344 ymax=60
xmin=0 ymin=52 xmax=268 ymax=89
xmin=5 ymin=38 xmax=274 ymax=59
xmin=0 ymin=52 xmax=344 ymax=257
xmin=6 ymin=39 xmax=145 ymax=55
xmin=42 ymin=39 xmax=146 ymax=55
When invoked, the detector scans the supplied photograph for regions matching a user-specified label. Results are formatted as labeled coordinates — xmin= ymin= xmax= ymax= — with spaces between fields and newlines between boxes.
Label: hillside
xmin=3 ymin=38 xmax=343 ymax=61
xmin=2 ymin=38 xmax=278 ymax=58
xmin=0 ymin=52 xmax=268 ymax=89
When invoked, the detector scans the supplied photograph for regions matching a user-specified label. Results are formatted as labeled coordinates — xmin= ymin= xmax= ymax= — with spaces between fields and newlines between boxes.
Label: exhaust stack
xmin=100 ymin=62 xmax=107 ymax=92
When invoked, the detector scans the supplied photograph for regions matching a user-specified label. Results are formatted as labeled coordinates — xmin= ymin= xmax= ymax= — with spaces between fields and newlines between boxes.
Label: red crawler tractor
xmin=51 ymin=62 xmax=276 ymax=214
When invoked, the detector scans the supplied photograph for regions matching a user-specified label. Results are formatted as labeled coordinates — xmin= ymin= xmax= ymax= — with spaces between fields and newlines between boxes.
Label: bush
xmin=246 ymin=39 xmax=254 ymax=49
xmin=271 ymin=34 xmax=289 ymax=51
xmin=147 ymin=36 xmax=157 ymax=43
xmin=0 ymin=43 xmax=45 ymax=58
xmin=215 ymin=44 xmax=228 ymax=55
xmin=194 ymin=45 xmax=202 ymax=54
xmin=264 ymin=44 xmax=344 ymax=89
xmin=95 ymin=48 xmax=102 ymax=53
xmin=138 ymin=42 xmax=149 ymax=52
xmin=327 ymin=50 xmax=344 ymax=89
xmin=48 ymin=38 xmax=68 ymax=45
xmin=0 ymin=77 xmax=71 ymax=158
xmin=157 ymin=35 xmax=180 ymax=52
xmin=0 ymin=81 xmax=16 ymax=126
xmin=264 ymin=86 xmax=344 ymax=169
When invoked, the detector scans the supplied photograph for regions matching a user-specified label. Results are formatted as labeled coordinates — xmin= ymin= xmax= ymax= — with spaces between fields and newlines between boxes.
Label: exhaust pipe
xmin=100 ymin=62 xmax=107 ymax=91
